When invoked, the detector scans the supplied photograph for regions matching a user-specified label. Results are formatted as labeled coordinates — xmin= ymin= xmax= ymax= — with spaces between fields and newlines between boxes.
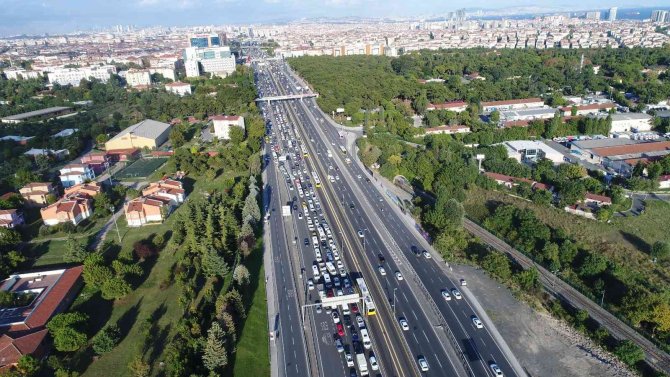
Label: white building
xmin=500 ymin=140 xmax=565 ymax=165
xmin=481 ymin=98 xmax=544 ymax=113
xmin=609 ymin=113 xmax=653 ymax=133
xmin=183 ymin=46 xmax=236 ymax=78
xmin=148 ymin=67 xmax=176 ymax=81
xmin=211 ymin=115 xmax=245 ymax=140
xmin=2 ymin=68 xmax=41 ymax=80
xmin=165 ymin=82 xmax=192 ymax=96
xmin=46 ymin=65 xmax=117 ymax=87
xmin=500 ymin=107 xmax=556 ymax=122
xmin=59 ymin=164 xmax=96 ymax=188
xmin=126 ymin=69 xmax=152 ymax=87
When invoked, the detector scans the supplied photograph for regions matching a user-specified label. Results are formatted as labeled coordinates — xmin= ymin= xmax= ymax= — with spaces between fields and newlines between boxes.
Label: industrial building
xmin=105 ymin=119 xmax=172 ymax=151
xmin=500 ymin=140 xmax=566 ymax=165
xmin=1 ymin=107 xmax=73 ymax=124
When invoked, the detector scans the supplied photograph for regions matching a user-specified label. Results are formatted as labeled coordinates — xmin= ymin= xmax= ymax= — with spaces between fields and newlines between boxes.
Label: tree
xmin=202 ymin=322 xmax=228 ymax=372
xmin=229 ymin=126 xmax=245 ymax=144
xmin=515 ymin=268 xmax=540 ymax=292
xmin=128 ymin=356 xmax=150 ymax=377
xmin=63 ymin=235 xmax=89 ymax=263
xmin=0 ymin=227 xmax=21 ymax=250
xmin=96 ymin=134 xmax=109 ymax=146
xmin=650 ymin=241 xmax=670 ymax=261
xmin=92 ymin=324 xmax=121 ymax=355
xmin=16 ymin=355 xmax=40 ymax=376
xmin=94 ymin=192 xmax=113 ymax=218
xmin=614 ymin=340 xmax=645 ymax=366
xmin=489 ymin=110 xmax=500 ymax=123
xmin=101 ymin=277 xmax=132 ymax=300
xmin=578 ymin=253 xmax=608 ymax=277
xmin=169 ymin=127 xmax=186 ymax=148
xmin=133 ymin=241 xmax=157 ymax=260
xmin=202 ymin=249 xmax=228 ymax=278
xmin=481 ymin=252 xmax=512 ymax=280
xmin=233 ymin=264 xmax=250 ymax=286
xmin=242 ymin=192 xmax=261 ymax=224
xmin=47 ymin=312 xmax=88 ymax=352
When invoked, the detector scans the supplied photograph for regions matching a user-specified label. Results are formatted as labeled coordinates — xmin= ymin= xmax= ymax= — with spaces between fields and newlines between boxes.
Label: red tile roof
xmin=24 ymin=266 xmax=83 ymax=329
xmin=481 ymin=98 xmax=543 ymax=107
xmin=585 ymin=192 xmax=612 ymax=204
xmin=0 ymin=329 xmax=48 ymax=369
xmin=591 ymin=141 xmax=670 ymax=158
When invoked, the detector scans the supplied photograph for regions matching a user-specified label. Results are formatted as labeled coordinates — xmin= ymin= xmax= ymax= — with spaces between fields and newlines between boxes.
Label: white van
xmin=360 ymin=329 xmax=372 ymax=349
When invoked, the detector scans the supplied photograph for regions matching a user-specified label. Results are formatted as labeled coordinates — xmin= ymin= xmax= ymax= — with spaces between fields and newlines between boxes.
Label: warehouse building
xmin=1 ymin=107 xmax=73 ymax=124
xmin=105 ymin=119 xmax=171 ymax=151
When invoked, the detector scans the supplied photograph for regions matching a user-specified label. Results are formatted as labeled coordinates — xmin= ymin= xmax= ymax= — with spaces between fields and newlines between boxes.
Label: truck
xmin=278 ymin=154 xmax=287 ymax=162
xmin=354 ymin=342 xmax=369 ymax=376
xmin=281 ymin=205 xmax=291 ymax=217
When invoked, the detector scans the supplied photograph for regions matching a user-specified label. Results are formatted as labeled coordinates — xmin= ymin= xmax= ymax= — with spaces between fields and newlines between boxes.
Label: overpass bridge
xmin=255 ymin=93 xmax=318 ymax=102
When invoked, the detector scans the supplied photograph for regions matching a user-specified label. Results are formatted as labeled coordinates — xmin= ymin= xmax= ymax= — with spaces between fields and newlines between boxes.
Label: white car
xmin=370 ymin=355 xmax=379 ymax=371
xmin=298 ymin=212 xmax=303 ymax=219
xmin=357 ymin=174 xmax=362 ymax=179
xmin=312 ymin=265 xmax=320 ymax=277
xmin=422 ymin=251 xmax=431 ymax=259
xmin=490 ymin=363 xmax=503 ymax=376
xmin=307 ymin=279 xmax=314 ymax=290
xmin=418 ymin=356 xmax=429 ymax=372
xmin=441 ymin=290 xmax=452 ymax=301
xmin=451 ymin=289 xmax=462 ymax=300
xmin=332 ymin=311 xmax=340 ymax=324
xmin=345 ymin=352 xmax=355 ymax=367
xmin=357 ymin=230 xmax=364 ymax=238
xmin=395 ymin=271 xmax=404 ymax=281
xmin=378 ymin=266 xmax=387 ymax=276
xmin=399 ymin=318 xmax=409 ymax=331
xmin=356 ymin=315 xmax=365 ymax=328
xmin=460 ymin=278 xmax=467 ymax=286
xmin=472 ymin=316 xmax=483 ymax=329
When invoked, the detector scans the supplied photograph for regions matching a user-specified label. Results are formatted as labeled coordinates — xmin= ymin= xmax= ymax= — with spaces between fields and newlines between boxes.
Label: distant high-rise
xmin=608 ymin=7 xmax=617 ymax=21
xmin=585 ymin=11 xmax=601 ymax=20
xmin=189 ymin=33 xmax=221 ymax=48
xmin=651 ymin=10 xmax=670 ymax=23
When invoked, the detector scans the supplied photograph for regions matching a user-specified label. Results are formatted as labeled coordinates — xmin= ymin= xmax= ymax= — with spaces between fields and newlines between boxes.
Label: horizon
xmin=2 ymin=1 xmax=670 ymax=37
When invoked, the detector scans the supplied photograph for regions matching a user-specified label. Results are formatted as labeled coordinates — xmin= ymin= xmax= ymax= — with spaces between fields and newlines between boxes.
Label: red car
xmin=350 ymin=303 xmax=359 ymax=314
xmin=337 ymin=323 xmax=345 ymax=337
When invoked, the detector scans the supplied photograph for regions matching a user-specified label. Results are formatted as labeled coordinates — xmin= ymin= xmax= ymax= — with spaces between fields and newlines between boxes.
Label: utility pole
xmin=110 ymin=206 xmax=122 ymax=243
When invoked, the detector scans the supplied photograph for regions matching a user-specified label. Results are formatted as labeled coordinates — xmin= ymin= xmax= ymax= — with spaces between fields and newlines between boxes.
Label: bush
xmin=133 ymin=241 xmax=157 ymax=260
xmin=92 ymin=324 xmax=121 ymax=355
xmin=614 ymin=340 xmax=645 ymax=366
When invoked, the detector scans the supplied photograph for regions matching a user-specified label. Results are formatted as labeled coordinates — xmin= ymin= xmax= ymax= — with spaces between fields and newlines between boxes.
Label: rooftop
xmin=1 ymin=107 xmax=71 ymax=121
xmin=107 ymin=119 xmax=171 ymax=142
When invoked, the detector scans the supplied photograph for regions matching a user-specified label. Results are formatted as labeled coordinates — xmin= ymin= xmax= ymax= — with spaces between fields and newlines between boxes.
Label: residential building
xmin=53 ymin=128 xmax=77 ymax=138
xmin=19 ymin=183 xmax=57 ymax=206
xmin=59 ymin=164 xmax=95 ymax=188
xmin=500 ymin=140 xmax=566 ymax=164
xmin=80 ymin=152 xmax=110 ymax=174
xmin=584 ymin=192 xmax=612 ymax=206
xmin=148 ymin=67 xmax=176 ymax=81
xmin=608 ymin=113 xmax=653 ymax=133
xmin=0 ymin=209 xmax=24 ymax=228
xmin=480 ymin=98 xmax=544 ymax=113
xmin=425 ymin=101 xmax=468 ymax=112
xmin=165 ymin=82 xmax=192 ymax=96
xmin=651 ymin=10 xmax=670 ymax=23
xmin=1 ymin=107 xmax=72 ymax=124
xmin=104 ymin=119 xmax=171 ymax=150
xmin=608 ymin=7 xmax=618 ymax=21
xmin=46 ymin=65 xmax=117 ymax=87
xmin=125 ymin=69 xmax=151 ymax=87
xmin=23 ymin=148 xmax=69 ymax=160
xmin=2 ymin=68 xmax=41 ymax=80
xmin=63 ymin=182 xmax=102 ymax=197
xmin=40 ymin=193 xmax=92 ymax=226
xmin=0 ymin=267 xmax=83 ymax=371
xmin=586 ymin=11 xmax=601 ymax=20
xmin=184 ymin=60 xmax=200 ymax=78
xmin=124 ymin=196 xmax=172 ymax=226
xmin=141 ymin=178 xmax=185 ymax=205
xmin=483 ymin=172 xmax=554 ymax=191
xmin=211 ymin=115 xmax=245 ymax=140
xmin=422 ymin=125 xmax=471 ymax=135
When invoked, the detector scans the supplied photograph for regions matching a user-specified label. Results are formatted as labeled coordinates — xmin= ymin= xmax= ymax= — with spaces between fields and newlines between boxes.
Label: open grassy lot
xmin=115 ymin=158 xmax=168 ymax=180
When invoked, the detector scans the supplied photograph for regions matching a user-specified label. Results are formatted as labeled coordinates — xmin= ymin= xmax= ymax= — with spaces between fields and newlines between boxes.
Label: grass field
xmin=115 ymin=158 xmax=168 ymax=180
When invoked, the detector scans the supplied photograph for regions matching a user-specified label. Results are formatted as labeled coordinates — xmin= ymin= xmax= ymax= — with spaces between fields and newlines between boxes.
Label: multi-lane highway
xmin=258 ymin=55 xmax=525 ymax=377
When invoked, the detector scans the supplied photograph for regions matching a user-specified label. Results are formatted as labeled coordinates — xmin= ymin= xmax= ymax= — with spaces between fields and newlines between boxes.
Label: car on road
xmin=369 ymin=355 xmax=379 ymax=370
xmin=316 ymin=303 xmax=322 ymax=313
xmin=441 ymin=290 xmax=452 ymax=301
xmin=357 ymin=174 xmax=362 ymax=179
xmin=399 ymin=317 xmax=409 ymax=331
xmin=304 ymin=238 xmax=309 ymax=246
xmin=312 ymin=265 xmax=319 ymax=277
xmin=351 ymin=303 xmax=359 ymax=314
xmin=472 ymin=316 xmax=483 ymax=329
xmin=422 ymin=250 xmax=432 ymax=259
xmin=335 ymin=338 xmax=344 ymax=353
xmin=377 ymin=253 xmax=385 ymax=263
xmin=451 ymin=288 xmax=462 ymax=300
xmin=349 ymin=368 xmax=357 ymax=377
xmin=307 ymin=279 xmax=314 ymax=290
xmin=345 ymin=352 xmax=354 ymax=367
xmin=490 ymin=363 xmax=503 ymax=376
xmin=332 ymin=310 xmax=340 ymax=324
xmin=460 ymin=278 xmax=467 ymax=286
xmin=395 ymin=271 xmax=404 ymax=281
xmin=297 ymin=212 xmax=303 ymax=219
xmin=357 ymin=230 xmax=364 ymax=238
xmin=337 ymin=323 xmax=345 ymax=336
xmin=378 ymin=266 xmax=386 ymax=276
xmin=356 ymin=315 xmax=365 ymax=328
xmin=418 ymin=356 xmax=429 ymax=372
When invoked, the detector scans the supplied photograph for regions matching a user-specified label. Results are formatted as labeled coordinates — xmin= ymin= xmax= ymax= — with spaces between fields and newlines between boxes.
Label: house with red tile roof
xmin=0 ymin=266 xmax=83 ymax=371
xmin=63 ymin=182 xmax=102 ymax=198
xmin=124 ymin=196 xmax=172 ymax=227
xmin=0 ymin=209 xmax=24 ymax=229
xmin=584 ymin=192 xmax=612 ymax=206
xmin=40 ymin=194 xmax=92 ymax=226
xmin=426 ymin=101 xmax=467 ymax=113
xmin=483 ymin=172 xmax=554 ymax=192
xmin=141 ymin=178 xmax=185 ymax=205
xmin=80 ymin=152 xmax=110 ymax=175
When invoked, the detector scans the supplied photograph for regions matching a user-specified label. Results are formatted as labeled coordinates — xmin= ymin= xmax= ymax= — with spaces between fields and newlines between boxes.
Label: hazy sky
xmin=1 ymin=0 xmax=669 ymax=36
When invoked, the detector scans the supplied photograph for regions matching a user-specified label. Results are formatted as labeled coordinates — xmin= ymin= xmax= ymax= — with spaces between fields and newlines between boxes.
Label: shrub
xmin=133 ymin=241 xmax=157 ymax=260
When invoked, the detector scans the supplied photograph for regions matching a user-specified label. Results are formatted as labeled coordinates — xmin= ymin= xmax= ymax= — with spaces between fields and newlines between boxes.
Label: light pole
xmin=110 ymin=206 xmax=121 ymax=243
xmin=392 ymin=287 xmax=398 ymax=318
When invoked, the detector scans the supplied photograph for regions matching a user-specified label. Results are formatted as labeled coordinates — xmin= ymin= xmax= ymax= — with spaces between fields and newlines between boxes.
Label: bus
xmin=301 ymin=144 xmax=309 ymax=157
xmin=339 ymin=145 xmax=347 ymax=155
xmin=312 ymin=171 xmax=322 ymax=188
xmin=356 ymin=278 xmax=376 ymax=316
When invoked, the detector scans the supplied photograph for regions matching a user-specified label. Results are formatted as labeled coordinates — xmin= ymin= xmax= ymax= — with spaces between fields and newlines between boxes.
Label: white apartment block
xmin=148 ymin=67 xmax=176 ymax=81
xmin=165 ymin=82 xmax=192 ymax=96
xmin=185 ymin=60 xmax=200 ymax=78
xmin=59 ymin=164 xmax=96 ymax=188
xmin=211 ymin=115 xmax=245 ymax=140
xmin=2 ymin=68 xmax=41 ymax=80
xmin=125 ymin=69 xmax=152 ymax=87
xmin=46 ymin=65 xmax=117 ymax=87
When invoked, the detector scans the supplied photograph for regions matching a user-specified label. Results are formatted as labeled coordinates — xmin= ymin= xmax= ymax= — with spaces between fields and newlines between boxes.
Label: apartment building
xmin=19 ymin=182 xmax=58 ymax=206
xmin=125 ymin=69 xmax=151 ymax=87
xmin=40 ymin=194 xmax=92 ymax=226
xmin=211 ymin=115 xmax=245 ymax=140
xmin=59 ymin=164 xmax=96 ymax=188
xmin=46 ymin=65 xmax=117 ymax=87
xmin=165 ymin=82 xmax=192 ymax=96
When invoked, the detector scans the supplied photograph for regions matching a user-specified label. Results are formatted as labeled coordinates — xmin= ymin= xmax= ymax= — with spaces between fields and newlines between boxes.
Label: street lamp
xmin=392 ymin=287 xmax=398 ymax=318
xmin=110 ymin=206 xmax=122 ymax=243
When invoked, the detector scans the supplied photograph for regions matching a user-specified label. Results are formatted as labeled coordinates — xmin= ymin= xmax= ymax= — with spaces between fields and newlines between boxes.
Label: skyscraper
xmin=189 ymin=33 xmax=221 ymax=48
xmin=651 ymin=10 xmax=670 ymax=23
xmin=585 ymin=11 xmax=601 ymax=20
xmin=608 ymin=7 xmax=617 ymax=21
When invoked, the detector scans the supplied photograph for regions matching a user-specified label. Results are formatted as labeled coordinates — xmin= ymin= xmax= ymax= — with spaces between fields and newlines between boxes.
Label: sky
xmin=1 ymin=0 xmax=669 ymax=36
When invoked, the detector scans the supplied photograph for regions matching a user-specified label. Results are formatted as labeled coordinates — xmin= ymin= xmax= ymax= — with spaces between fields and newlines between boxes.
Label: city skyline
xmin=2 ymin=0 xmax=670 ymax=36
